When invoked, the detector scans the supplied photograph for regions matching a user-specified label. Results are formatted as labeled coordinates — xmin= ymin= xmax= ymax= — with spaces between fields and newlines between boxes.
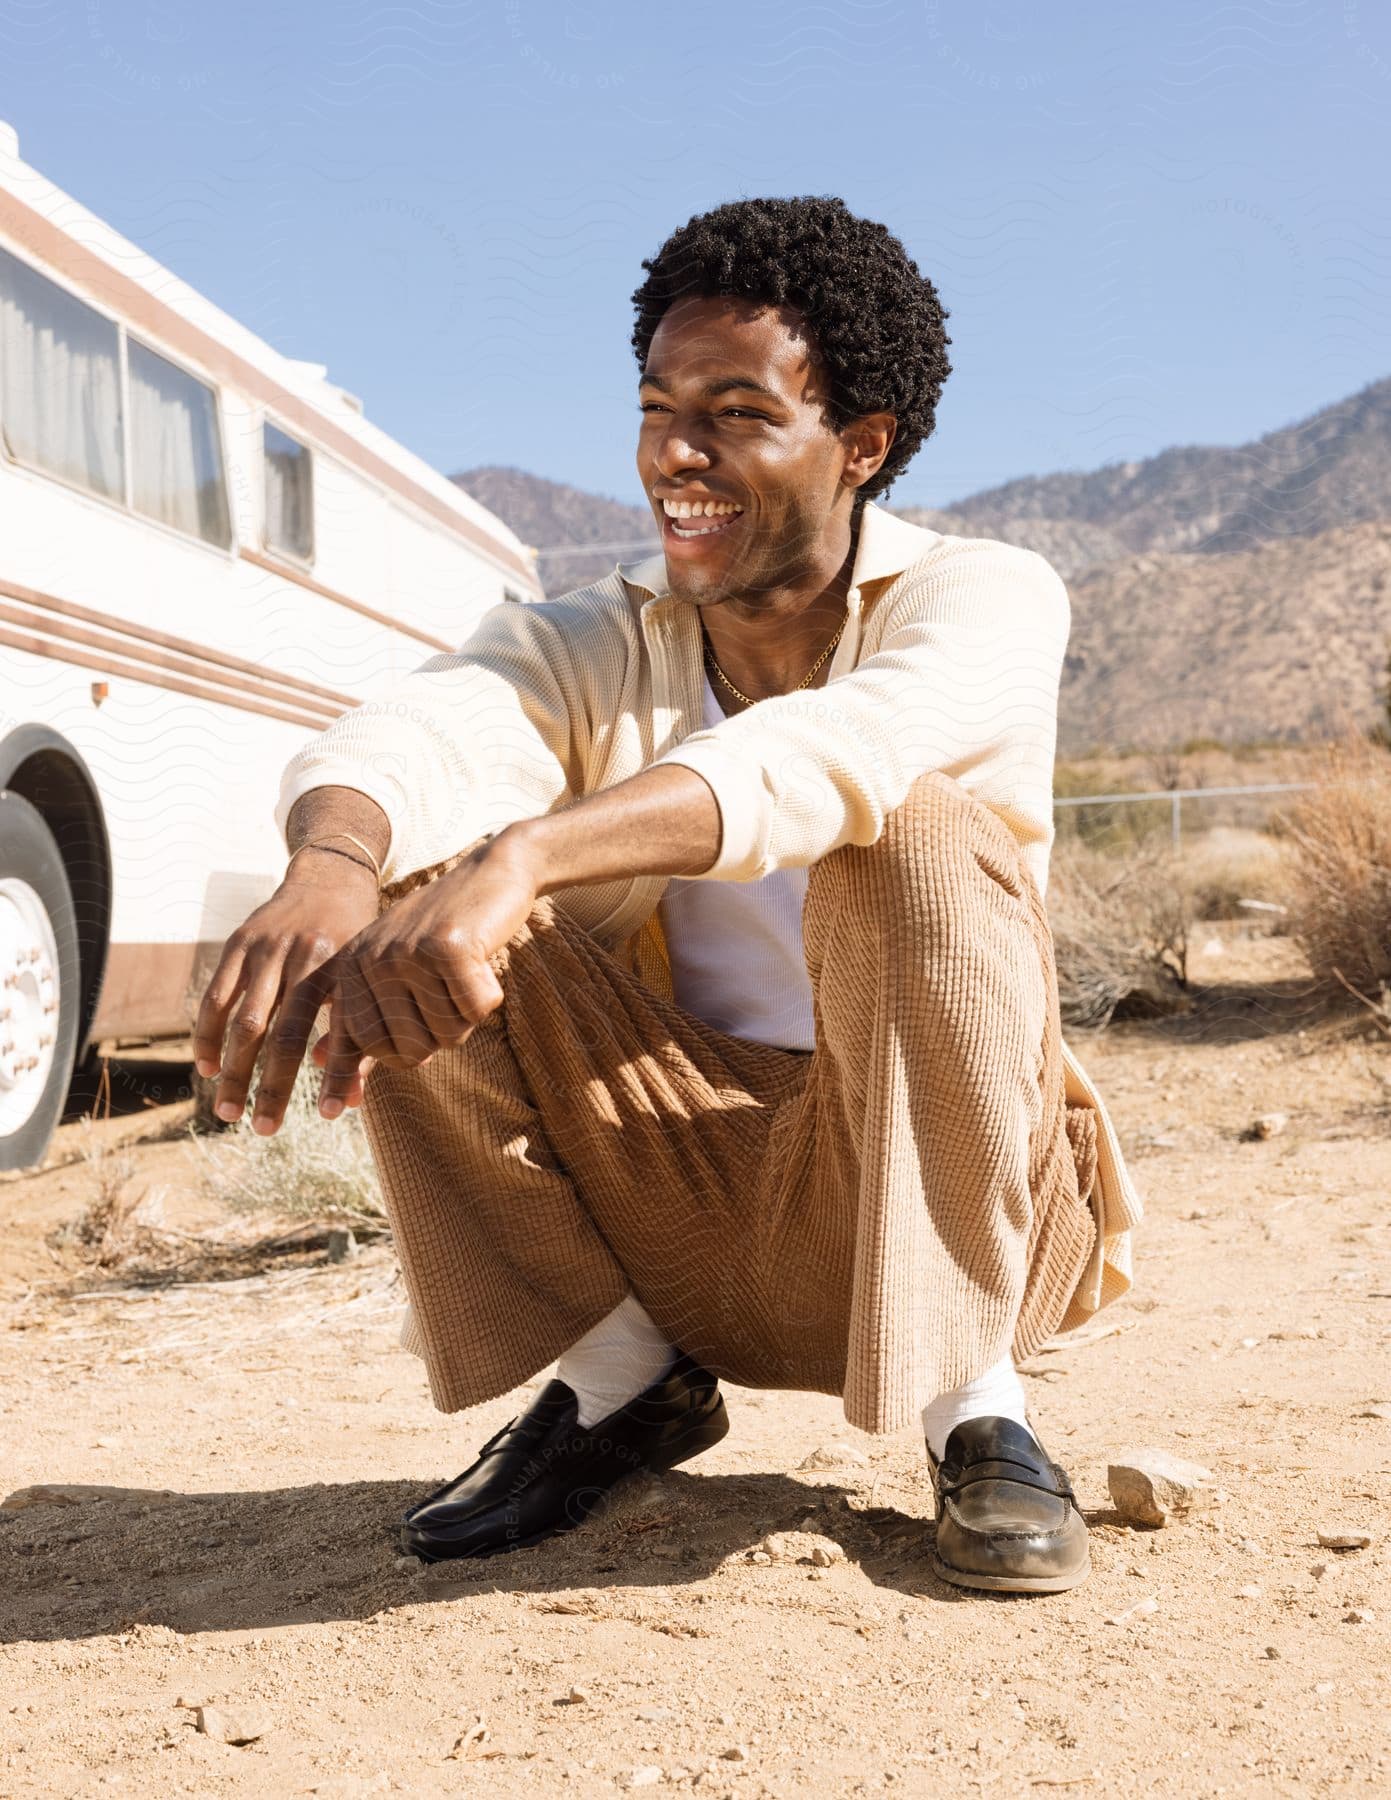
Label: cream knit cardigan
xmin=277 ymin=503 xmax=1141 ymax=1324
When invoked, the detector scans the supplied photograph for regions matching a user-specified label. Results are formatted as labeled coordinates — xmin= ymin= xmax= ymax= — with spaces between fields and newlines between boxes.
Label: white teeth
xmin=662 ymin=498 xmax=742 ymax=520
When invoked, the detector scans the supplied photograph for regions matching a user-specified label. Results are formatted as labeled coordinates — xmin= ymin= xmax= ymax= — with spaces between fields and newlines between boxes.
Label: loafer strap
xmin=468 ymin=1382 xmax=578 ymax=1464
xmin=940 ymin=1454 xmax=1076 ymax=1504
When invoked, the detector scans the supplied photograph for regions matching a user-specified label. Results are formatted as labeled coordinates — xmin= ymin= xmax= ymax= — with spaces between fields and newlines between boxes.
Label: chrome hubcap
xmin=0 ymin=877 xmax=62 ymax=1134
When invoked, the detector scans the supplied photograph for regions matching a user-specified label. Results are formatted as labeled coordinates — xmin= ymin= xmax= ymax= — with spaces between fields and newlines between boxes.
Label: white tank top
xmin=659 ymin=675 xmax=816 ymax=1052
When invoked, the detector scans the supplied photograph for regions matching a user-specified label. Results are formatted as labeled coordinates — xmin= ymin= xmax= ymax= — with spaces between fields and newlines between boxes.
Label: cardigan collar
xmin=615 ymin=500 xmax=940 ymax=604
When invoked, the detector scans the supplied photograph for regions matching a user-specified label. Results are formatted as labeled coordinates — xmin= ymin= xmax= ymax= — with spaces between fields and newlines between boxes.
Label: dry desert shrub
xmin=1045 ymin=838 xmax=1195 ymax=1029
xmin=1276 ymin=734 xmax=1391 ymax=1000
xmin=194 ymin=1051 xmax=386 ymax=1231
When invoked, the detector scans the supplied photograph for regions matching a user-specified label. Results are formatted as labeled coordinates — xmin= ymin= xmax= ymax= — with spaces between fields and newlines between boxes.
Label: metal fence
xmin=1053 ymin=779 xmax=1326 ymax=851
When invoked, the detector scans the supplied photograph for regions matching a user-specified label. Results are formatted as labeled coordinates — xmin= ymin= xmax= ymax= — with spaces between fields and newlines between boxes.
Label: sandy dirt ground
xmin=2 ymin=926 xmax=1389 ymax=1798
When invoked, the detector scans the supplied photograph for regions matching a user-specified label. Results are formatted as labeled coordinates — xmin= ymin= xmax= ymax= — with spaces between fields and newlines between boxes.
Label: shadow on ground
xmin=62 ymin=1054 xmax=197 ymax=1125
xmin=0 ymin=1468 xmax=1049 ymax=1643
xmin=1117 ymin=976 xmax=1344 ymax=1046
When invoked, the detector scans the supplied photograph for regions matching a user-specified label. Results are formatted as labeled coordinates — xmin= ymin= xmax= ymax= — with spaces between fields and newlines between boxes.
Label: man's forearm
xmin=285 ymin=788 xmax=393 ymax=873
xmin=499 ymin=764 xmax=721 ymax=895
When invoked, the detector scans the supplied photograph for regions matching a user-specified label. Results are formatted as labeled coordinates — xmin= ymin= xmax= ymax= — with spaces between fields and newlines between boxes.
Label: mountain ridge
xmin=943 ymin=376 xmax=1391 ymax=556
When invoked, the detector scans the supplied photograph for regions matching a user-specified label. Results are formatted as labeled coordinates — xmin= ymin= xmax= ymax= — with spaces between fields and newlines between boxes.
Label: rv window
xmin=0 ymin=245 xmax=124 ymax=502
xmin=263 ymin=422 xmax=313 ymax=561
xmin=128 ymin=338 xmax=232 ymax=547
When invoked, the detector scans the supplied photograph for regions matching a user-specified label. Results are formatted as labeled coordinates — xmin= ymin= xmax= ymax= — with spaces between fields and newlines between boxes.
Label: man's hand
xmin=195 ymin=764 xmax=715 ymax=1136
xmin=314 ymin=835 xmax=542 ymax=1119
xmin=193 ymin=849 xmax=381 ymax=1134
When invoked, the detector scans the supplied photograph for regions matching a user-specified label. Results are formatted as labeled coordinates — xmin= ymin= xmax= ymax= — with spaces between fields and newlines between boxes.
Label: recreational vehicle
xmin=0 ymin=122 xmax=541 ymax=1169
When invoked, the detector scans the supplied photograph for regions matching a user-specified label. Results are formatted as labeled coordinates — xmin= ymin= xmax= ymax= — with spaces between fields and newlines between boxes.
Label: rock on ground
xmin=193 ymin=1705 xmax=271 ymax=1745
xmin=1107 ymin=1449 xmax=1221 ymax=1526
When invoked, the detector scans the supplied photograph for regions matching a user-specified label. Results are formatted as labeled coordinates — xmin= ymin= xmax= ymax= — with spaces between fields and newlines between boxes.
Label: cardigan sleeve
xmin=654 ymin=539 xmax=1070 ymax=893
xmin=274 ymin=598 xmax=590 ymax=886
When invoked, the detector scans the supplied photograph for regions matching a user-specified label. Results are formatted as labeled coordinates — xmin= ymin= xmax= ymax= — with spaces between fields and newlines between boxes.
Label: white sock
xmin=555 ymin=1294 xmax=677 ymax=1428
xmin=921 ymin=1351 xmax=1033 ymax=1461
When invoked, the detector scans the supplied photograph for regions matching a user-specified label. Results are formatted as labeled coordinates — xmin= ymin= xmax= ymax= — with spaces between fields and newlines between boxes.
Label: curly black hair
xmin=631 ymin=196 xmax=951 ymax=506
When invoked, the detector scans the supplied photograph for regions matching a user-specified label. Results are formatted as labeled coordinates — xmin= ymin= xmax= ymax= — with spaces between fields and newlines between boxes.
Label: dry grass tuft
xmin=52 ymin=1119 xmax=169 ymax=1268
xmin=47 ymin=1105 xmax=383 ymax=1287
xmin=43 ymin=1054 xmax=388 ymax=1292
xmin=193 ymin=1053 xmax=386 ymax=1232
xmin=1276 ymin=733 xmax=1391 ymax=1000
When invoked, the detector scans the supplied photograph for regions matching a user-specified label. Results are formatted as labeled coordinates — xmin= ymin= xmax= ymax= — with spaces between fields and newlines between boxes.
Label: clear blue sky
xmin=5 ymin=0 xmax=1388 ymax=518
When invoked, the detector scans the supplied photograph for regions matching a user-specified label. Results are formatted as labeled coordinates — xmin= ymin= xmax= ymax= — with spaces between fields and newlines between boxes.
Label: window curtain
xmin=0 ymin=247 xmax=123 ymax=501
xmin=128 ymin=339 xmax=231 ymax=547
xmin=264 ymin=424 xmax=313 ymax=559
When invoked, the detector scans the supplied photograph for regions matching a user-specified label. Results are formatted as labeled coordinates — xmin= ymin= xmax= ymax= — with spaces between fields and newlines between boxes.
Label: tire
xmin=0 ymin=791 xmax=82 ymax=1171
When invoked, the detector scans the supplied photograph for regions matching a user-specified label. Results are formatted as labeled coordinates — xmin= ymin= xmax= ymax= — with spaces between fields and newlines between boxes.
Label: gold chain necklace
xmin=703 ymin=610 xmax=847 ymax=708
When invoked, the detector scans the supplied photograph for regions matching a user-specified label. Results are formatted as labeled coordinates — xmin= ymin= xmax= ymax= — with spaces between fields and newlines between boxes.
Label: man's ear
xmin=841 ymin=412 xmax=898 ymax=494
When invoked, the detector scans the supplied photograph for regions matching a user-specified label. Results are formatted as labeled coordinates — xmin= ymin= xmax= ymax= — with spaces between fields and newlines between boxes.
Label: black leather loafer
xmin=928 ymin=1416 xmax=1091 ymax=1594
xmin=400 ymin=1350 xmax=728 ymax=1562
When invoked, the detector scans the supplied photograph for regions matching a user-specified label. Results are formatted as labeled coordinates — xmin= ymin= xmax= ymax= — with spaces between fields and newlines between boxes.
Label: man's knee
xmin=815 ymin=772 xmax=1030 ymax=923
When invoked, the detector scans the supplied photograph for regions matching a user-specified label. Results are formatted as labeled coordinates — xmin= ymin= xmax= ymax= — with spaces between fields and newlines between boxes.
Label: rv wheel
xmin=0 ymin=791 xmax=82 ymax=1170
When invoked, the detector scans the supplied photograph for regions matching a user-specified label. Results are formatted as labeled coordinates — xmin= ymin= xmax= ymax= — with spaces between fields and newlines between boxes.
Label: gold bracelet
xmin=286 ymin=833 xmax=383 ymax=884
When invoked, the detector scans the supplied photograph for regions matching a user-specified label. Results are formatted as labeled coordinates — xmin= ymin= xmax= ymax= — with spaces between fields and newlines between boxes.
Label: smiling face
xmin=636 ymin=295 xmax=889 ymax=608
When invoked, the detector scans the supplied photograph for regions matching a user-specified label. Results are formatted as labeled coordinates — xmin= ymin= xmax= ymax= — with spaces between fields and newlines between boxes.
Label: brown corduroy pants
xmin=360 ymin=771 xmax=1099 ymax=1436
